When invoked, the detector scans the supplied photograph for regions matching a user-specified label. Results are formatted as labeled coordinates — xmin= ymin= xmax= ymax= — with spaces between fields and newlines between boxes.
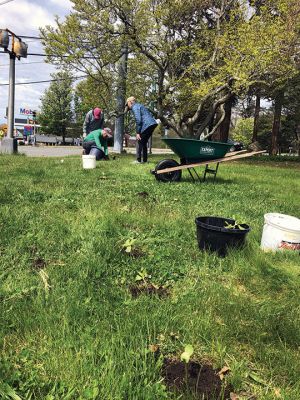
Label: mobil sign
xmin=20 ymin=108 xmax=34 ymax=115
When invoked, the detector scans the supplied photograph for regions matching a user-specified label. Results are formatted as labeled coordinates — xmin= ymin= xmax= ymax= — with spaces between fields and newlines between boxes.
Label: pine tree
xmin=39 ymin=71 xmax=73 ymax=144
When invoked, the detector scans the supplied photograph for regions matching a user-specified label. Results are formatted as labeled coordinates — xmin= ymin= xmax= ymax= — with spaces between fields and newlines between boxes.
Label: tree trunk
xmin=296 ymin=123 xmax=300 ymax=156
xmin=62 ymin=126 xmax=66 ymax=145
xmin=212 ymin=97 xmax=233 ymax=142
xmin=271 ymin=91 xmax=284 ymax=155
xmin=252 ymin=92 xmax=260 ymax=142
xmin=113 ymin=44 xmax=128 ymax=153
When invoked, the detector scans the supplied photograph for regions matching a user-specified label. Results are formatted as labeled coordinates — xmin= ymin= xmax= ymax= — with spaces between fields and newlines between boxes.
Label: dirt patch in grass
xmin=129 ymin=283 xmax=169 ymax=298
xmin=122 ymin=247 xmax=146 ymax=258
xmin=162 ymin=358 xmax=232 ymax=399
xmin=136 ymin=191 xmax=156 ymax=202
xmin=32 ymin=257 xmax=46 ymax=270
xmin=130 ymin=248 xmax=146 ymax=258
xmin=137 ymin=191 xmax=149 ymax=198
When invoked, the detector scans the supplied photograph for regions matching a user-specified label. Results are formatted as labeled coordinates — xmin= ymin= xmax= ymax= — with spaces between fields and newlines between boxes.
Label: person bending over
xmin=83 ymin=107 xmax=104 ymax=138
xmin=125 ymin=97 xmax=157 ymax=163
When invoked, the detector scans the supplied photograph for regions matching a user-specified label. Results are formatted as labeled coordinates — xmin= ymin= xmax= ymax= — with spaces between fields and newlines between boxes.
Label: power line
xmin=4 ymin=34 xmax=42 ymax=40
xmin=0 ymin=75 xmax=88 ymax=86
xmin=18 ymin=35 xmax=42 ymax=40
xmin=8 ymin=34 xmax=91 ymax=45
xmin=0 ymin=61 xmax=47 ymax=67
xmin=0 ymin=50 xmax=97 ymax=59
xmin=0 ymin=51 xmax=58 ymax=57
xmin=27 ymin=52 xmax=96 ymax=59
xmin=7 ymin=35 xmax=91 ymax=47
xmin=28 ymin=52 xmax=70 ymax=57
xmin=5 ymin=33 xmax=89 ymax=47
xmin=0 ymin=0 xmax=14 ymax=5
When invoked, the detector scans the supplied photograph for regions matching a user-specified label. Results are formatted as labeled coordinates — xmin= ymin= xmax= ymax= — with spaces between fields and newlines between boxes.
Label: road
xmin=18 ymin=145 xmax=173 ymax=157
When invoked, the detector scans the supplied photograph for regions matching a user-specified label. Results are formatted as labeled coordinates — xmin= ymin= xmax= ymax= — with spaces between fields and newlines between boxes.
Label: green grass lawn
xmin=0 ymin=154 xmax=299 ymax=400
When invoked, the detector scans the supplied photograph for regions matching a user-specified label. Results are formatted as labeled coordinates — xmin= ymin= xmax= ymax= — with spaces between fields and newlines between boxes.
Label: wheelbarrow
xmin=151 ymin=138 xmax=265 ymax=183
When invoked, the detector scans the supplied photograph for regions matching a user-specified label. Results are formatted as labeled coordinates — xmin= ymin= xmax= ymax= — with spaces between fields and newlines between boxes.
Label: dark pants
xmin=136 ymin=124 xmax=157 ymax=162
xmin=83 ymin=141 xmax=105 ymax=161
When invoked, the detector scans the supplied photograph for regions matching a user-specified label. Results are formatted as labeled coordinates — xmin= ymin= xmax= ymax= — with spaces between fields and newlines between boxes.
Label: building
xmin=14 ymin=117 xmax=40 ymax=136
xmin=6 ymin=107 xmax=40 ymax=138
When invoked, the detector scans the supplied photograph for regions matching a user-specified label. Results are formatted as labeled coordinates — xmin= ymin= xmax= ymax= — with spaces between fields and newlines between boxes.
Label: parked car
xmin=227 ymin=139 xmax=244 ymax=152
xmin=14 ymin=132 xmax=25 ymax=145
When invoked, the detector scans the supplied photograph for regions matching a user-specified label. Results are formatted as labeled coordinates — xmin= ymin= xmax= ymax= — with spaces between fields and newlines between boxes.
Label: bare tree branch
xmin=202 ymin=103 xmax=226 ymax=140
xmin=187 ymin=83 xmax=230 ymax=127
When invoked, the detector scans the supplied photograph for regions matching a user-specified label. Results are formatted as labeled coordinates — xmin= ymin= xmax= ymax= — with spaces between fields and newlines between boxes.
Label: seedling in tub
xmin=224 ymin=221 xmax=246 ymax=230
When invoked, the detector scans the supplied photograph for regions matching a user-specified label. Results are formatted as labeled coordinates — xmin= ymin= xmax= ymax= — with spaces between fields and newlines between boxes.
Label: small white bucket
xmin=261 ymin=213 xmax=300 ymax=251
xmin=82 ymin=155 xmax=96 ymax=169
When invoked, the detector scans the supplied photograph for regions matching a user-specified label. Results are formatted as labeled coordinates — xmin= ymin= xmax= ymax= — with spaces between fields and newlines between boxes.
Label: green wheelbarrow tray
xmin=152 ymin=137 xmax=266 ymax=183
xmin=161 ymin=138 xmax=232 ymax=163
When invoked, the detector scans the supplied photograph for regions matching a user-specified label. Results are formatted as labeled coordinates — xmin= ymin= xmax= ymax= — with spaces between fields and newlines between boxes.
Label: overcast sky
xmin=0 ymin=0 xmax=73 ymax=124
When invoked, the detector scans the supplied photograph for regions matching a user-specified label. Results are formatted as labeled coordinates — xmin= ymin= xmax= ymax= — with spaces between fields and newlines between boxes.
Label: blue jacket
xmin=131 ymin=103 xmax=157 ymax=134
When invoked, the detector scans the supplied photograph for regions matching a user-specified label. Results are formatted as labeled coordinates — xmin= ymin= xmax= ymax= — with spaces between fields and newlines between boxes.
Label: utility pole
xmin=7 ymin=52 xmax=15 ymax=139
xmin=113 ymin=43 xmax=128 ymax=153
xmin=32 ymin=110 xmax=37 ymax=145
xmin=0 ymin=29 xmax=28 ymax=154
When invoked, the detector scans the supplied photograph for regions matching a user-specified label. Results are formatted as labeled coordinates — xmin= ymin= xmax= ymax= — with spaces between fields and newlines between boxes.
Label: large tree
xmin=281 ymin=73 xmax=300 ymax=155
xmin=39 ymin=71 xmax=73 ymax=143
xmin=74 ymin=74 xmax=115 ymax=124
xmin=246 ymin=0 xmax=300 ymax=153
xmin=41 ymin=0 xmax=300 ymax=140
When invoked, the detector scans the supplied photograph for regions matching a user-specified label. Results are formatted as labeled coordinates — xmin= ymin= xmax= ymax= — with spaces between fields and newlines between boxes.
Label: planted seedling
xmin=122 ymin=238 xmax=137 ymax=253
xmin=180 ymin=344 xmax=194 ymax=364
xmin=121 ymin=237 xmax=146 ymax=258
xmin=224 ymin=221 xmax=246 ymax=230
xmin=135 ymin=268 xmax=151 ymax=283
xmin=180 ymin=344 xmax=194 ymax=392
xmin=129 ymin=269 xmax=169 ymax=298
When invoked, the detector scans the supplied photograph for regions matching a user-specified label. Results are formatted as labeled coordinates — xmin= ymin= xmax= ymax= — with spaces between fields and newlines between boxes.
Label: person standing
xmin=83 ymin=128 xmax=112 ymax=160
xmin=125 ymin=97 xmax=157 ymax=163
xmin=83 ymin=108 xmax=104 ymax=138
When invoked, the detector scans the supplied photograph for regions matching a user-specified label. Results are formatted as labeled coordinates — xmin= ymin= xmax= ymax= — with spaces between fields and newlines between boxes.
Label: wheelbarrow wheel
xmin=154 ymin=159 xmax=182 ymax=182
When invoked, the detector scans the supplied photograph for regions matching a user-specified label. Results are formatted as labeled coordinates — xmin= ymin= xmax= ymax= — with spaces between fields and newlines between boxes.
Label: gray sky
xmin=0 ymin=0 xmax=72 ymax=124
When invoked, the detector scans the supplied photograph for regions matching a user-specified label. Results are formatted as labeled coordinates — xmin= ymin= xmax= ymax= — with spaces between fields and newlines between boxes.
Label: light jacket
xmin=83 ymin=109 xmax=104 ymax=137
xmin=131 ymin=103 xmax=157 ymax=134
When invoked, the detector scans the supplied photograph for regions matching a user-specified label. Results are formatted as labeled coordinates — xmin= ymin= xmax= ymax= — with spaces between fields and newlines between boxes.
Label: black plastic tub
xmin=195 ymin=216 xmax=250 ymax=257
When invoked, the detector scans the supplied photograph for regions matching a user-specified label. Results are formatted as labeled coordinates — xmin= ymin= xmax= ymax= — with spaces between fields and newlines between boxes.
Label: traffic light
xmin=32 ymin=111 xmax=37 ymax=120
xmin=0 ymin=29 xmax=9 ymax=49
xmin=13 ymin=39 xmax=28 ymax=59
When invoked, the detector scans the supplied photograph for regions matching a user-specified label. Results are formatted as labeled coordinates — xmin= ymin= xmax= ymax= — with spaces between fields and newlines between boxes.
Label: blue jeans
xmin=83 ymin=141 xmax=105 ymax=160
xmin=136 ymin=124 xmax=157 ymax=162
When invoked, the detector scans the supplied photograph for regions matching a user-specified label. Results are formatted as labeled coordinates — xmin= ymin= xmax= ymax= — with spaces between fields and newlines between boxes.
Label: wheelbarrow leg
xmin=187 ymin=167 xmax=202 ymax=183
xmin=203 ymin=162 xmax=220 ymax=182
xmin=187 ymin=168 xmax=195 ymax=182
xmin=213 ymin=162 xmax=220 ymax=182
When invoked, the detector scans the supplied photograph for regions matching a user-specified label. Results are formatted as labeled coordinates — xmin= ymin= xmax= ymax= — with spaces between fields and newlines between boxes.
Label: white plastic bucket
xmin=261 ymin=213 xmax=300 ymax=251
xmin=82 ymin=154 xmax=96 ymax=169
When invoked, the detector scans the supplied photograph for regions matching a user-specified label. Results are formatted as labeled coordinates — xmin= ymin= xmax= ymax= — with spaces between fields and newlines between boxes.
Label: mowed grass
xmin=0 ymin=153 xmax=299 ymax=400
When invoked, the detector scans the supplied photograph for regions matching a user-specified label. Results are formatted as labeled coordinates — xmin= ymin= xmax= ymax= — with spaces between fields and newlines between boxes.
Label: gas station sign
xmin=19 ymin=108 xmax=34 ymax=115
xmin=23 ymin=125 xmax=33 ymax=135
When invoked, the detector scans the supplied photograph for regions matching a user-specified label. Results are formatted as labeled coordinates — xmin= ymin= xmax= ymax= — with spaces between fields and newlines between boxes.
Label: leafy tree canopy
xmin=41 ymin=0 xmax=300 ymax=138
xmin=231 ymin=117 xmax=254 ymax=145
xmin=39 ymin=71 xmax=73 ymax=139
